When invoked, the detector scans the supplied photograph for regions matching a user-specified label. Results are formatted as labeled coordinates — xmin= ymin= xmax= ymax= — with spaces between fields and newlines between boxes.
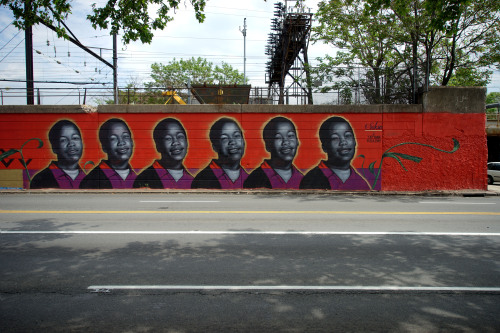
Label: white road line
xmin=139 ymin=201 xmax=220 ymax=203
xmin=2 ymin=230 xmax=500 ymax=236
xmin=87 ymin=285 xmax=500 ymax=292
xmin=419 ymin=201 xmax=496 ymax=205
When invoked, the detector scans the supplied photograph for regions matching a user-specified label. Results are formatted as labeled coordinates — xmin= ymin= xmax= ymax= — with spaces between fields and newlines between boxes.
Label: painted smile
xmin=170 ymin=148 xmax=183 ymax=155
xmin=338 ymin=148 xmax=352 ymax=155
xmin=117 ymin=148 xmax=129 ymax=154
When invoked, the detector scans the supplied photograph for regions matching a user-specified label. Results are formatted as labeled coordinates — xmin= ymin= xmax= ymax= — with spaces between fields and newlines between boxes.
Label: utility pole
xmin=25 ymin=0 xmax=34 ymax=105
xmin=239 ymin=18 xmax=247 ymax=84
xmin=113 ymin=34 xmax=118 ymax=104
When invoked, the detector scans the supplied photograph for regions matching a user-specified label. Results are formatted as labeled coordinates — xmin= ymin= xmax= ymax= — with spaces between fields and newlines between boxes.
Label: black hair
xmin=209 ymin=117 xmax=240 ymax=148
xmin=98 ymin=118 xmax=131 ymax=146
xmin=48 ymin=120 xmax=81 ymax=148
xmin=263 ymin=116 xmax=296 ymax=144
xmin=153 ymin=118 xmax=186 ymax=148
xmin=319 ymin=116 xmax=352 ymax=146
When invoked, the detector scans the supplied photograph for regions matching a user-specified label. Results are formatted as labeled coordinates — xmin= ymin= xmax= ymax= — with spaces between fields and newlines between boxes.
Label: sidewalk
xmin=1 ymin=186 xmax=500 ymax=196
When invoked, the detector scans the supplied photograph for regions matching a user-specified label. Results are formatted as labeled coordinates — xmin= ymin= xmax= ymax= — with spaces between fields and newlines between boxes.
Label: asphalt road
xmin=1 ymin=193 xmax=500 ymax=332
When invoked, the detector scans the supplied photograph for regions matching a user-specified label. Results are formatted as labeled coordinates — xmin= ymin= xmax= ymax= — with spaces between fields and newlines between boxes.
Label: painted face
xmin=157 ymin=122 xmax=188 ymax=162
xmin=103 ymin=122 xmax=133 ymax=164
xmin=324 ymin=121 xmax=356 ymax=167
xmin=216 ymin=122 xmax=245 ymax=162
xmin=53 ymin=124 xmax=82 ymax=163
xmin=268 ymin=121 xmax=298 ymax=163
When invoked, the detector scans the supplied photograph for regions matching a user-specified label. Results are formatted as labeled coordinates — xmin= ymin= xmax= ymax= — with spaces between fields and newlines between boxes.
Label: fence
xmin=0 ymin=85 xmax=412 ymax=106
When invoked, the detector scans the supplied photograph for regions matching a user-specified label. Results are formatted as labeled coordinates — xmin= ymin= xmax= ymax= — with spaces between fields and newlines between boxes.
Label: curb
xmin=1 ymin=189 xmax=499 ymax=196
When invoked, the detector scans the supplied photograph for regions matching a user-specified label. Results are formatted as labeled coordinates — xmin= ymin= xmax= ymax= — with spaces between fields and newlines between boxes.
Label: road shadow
xmin=1 ymin=229 xmax=500 ymax=331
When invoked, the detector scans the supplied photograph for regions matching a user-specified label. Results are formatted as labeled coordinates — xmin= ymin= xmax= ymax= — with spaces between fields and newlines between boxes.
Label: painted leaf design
xmin=84 ymin=161 xmax=95 ymax=171
xmin=0 ymin=149 xmax=19 ymax=161
xmin=369 ymin=161 xmax=376 ymax=175
xmin=451 ymin=139 xmax=460 ymax=153
xmin=390 ymin=153 xmax=423 ymax=163
xmin=21 ymin=138 xmax=43 ymax=150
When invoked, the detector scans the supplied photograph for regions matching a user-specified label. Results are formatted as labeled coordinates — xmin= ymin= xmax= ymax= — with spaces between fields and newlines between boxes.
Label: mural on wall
xmin=80 ymin=118 xmax=137 ymax=189
xmin=0 ymin=137 xmax=43 ymax=185
xmin=30 ymin=120 xmax=85 ymax=189
xmin=300 ymin=116 xmax=370 ymax=190
xmin=244 ymin=116 xmax=303 ymax=189
xmin=192 ymin=117 xmax=248 ymax=189
xmin=0 ymin=111 xmax=473 ymax=191
xmin=365 ymin=139 xmax=460 ymax=189
xmin=134 ymin=118 xmax=193 ymax=189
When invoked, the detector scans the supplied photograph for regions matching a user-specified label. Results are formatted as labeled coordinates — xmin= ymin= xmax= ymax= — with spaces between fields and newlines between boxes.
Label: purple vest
xmin=153 ymin=161 xmax=193 ymax=189
xmin=318 ymin=162 xmax=371 ymax=190
xmin=49 ymin=162 xmax=86 ymax=189
xmin=261 ymin=161 xmax=303 ymax=189
xmin=100 ymin=162 xmax=137 ymax=189
xmin=209 ymin=160 xmax=249 ymax=189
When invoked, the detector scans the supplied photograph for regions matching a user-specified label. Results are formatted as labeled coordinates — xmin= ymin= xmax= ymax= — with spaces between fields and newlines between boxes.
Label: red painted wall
xmin=0 ymin=108 xmax=486 ymax=191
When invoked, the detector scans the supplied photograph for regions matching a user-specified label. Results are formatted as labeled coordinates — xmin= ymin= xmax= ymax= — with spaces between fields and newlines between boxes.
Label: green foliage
xmin=146 ymin=57 xmax=246 ymax=88
xmin=486 ymin=92 xmax=500 ymax=113
xmin=486 ymin=92 xmax=500 ymax=105
xmin=0 ymin=0 xmax=71 ymax=38
xmin=1 ymin=0 xmax=207 ymax=44
xmin=313 ymin=0 xmax=500 ymax=104
xmin=447 ymin=67 xmax=492 ymax=87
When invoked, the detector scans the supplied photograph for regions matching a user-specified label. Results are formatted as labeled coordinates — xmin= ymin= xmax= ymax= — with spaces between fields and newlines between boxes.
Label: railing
xmin=0 ymin=86 xmax=414 ymax=106
xmin=487 ymin=110 xmax=500 ymax=127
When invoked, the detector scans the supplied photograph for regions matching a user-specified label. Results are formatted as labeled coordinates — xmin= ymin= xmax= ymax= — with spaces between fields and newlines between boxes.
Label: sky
xmin=0 ymin=0 xmax=498 ymax=105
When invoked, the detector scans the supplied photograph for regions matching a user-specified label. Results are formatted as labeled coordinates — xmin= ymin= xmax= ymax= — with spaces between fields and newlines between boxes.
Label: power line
xmin=0 ymin=21 xmax=14 ymax=34
xmin=0 ymin=38 xmax=24 ymax=63
xmin=0 ymin=79 xmax=112 ymax=85
xmin=0 ymin=30 xmax=22 ymax=51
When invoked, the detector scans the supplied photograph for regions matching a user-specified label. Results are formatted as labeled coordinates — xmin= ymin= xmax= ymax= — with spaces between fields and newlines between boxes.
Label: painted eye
xmin=165 ymin=136 xmax=173 ymax=142
xmin=177 ymin=133 xmax=185 ymax=140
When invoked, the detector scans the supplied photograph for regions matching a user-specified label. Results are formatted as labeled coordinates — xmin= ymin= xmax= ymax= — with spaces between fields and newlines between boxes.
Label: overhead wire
xmin=0 ymin=30 xmax=22 ymax=51
xmin=0 ymin=21 xmax=14 ymax=34
xmin=0 ymin=38 xmax=24 ymax=63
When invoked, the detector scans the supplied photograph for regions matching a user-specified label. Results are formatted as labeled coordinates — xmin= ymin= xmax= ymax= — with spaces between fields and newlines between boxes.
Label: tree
xmin=312 ymin=0 xmax=500 ymax=104
xmin=1 ymin=0 xmax=207 ymax=44
xmin=146 ymin=57 xmax=246 ymax=88
xmin=486 ymin=92 xmax=500 ymax=105
xmin=312 ymin=0 xmax=411 ymax=104
xmin=426 ymin=0 xmax=500 ymax=86
xmin=486 ymin=92 xmax=500 ymax=113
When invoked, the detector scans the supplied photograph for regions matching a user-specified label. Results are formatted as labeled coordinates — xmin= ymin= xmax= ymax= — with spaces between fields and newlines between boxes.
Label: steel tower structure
xmin=265 ymin=1 xmax=313 ymax=105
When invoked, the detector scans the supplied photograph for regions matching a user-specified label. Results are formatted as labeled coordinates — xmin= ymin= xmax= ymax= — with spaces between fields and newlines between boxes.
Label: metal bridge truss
xmin=265 ymin=1 xmax=313 ymax=105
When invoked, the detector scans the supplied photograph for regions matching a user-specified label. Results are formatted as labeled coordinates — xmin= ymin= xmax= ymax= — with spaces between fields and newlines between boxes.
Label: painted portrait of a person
xmin=80 ymin=118 xmax=136 ymax=189
xmin=191 ymin=117 xmax=248 ymax=189
xmin=243 ymin=116 xmax=303 ymax=189
xmin=300 ymin=116 xmax=371 ymax=190
xmin=134 ymin=118 xmax=193 ymax=189
xmin=30 ymin=120 xmax=86 ymax=189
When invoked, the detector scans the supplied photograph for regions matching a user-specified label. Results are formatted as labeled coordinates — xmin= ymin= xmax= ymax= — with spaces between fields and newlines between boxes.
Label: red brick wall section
xmin=0 ymin=110 xmax=487 ymax=191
